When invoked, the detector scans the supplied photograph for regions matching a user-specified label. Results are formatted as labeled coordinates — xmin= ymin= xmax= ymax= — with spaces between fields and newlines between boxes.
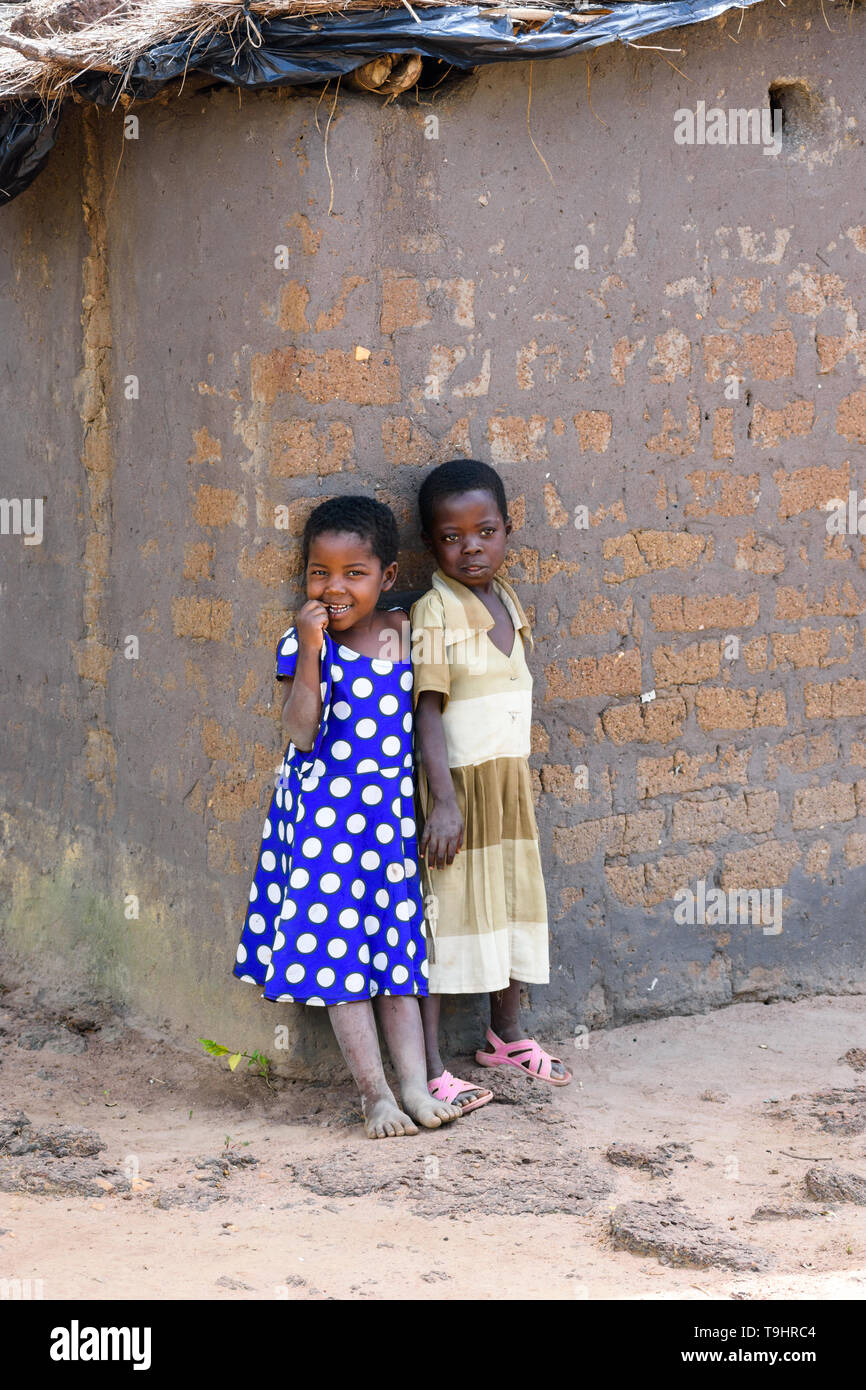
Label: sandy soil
xmin=2 ymin=973 xmax=866 ymax=1301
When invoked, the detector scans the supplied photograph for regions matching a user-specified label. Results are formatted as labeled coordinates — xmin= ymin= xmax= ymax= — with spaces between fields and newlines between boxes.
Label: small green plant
xmin=198 ymin=1038 xmax=275 ymax=1090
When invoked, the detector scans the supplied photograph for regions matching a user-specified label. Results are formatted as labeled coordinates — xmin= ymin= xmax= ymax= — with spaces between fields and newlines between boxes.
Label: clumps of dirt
xmin=0 ymin=1111 xmax=129 ymax=1198
xmin=154 ymin=1150 xmax=259 ymax=1209
xmin=15 ymin=1026 xmax=88 ymax=1055
xmin=605 ymin=1141 xmax=693 ymax=1178
xmin=767 ymin=1087 xmax=866 ymax=1135
xmin=610 ymin=1198 xmax=773 ymax=1271
xmin=804 ymin=1164 xmax=866 ymax=1205
xmin=192 ymin=1151 xmax=258 ymax=1186
xmin=751 ymin=1204 xmax=824 ymax=1221
xmin=289 ymin=1139 xmax=611 ymax=1218
xmin=840 ymin=1049 xmax=866 ymax=1073
xmin=700 ymin=1089 xmax=730 ymax=1103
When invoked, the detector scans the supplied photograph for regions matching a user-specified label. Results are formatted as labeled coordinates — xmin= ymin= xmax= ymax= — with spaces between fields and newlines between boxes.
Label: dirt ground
xmin=2 ymin=971 xmax=866 ymax=1301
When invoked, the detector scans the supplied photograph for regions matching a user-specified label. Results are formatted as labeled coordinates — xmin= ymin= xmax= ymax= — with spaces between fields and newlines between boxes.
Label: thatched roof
xmin=0 ymin=0 xmax=763 ymax=103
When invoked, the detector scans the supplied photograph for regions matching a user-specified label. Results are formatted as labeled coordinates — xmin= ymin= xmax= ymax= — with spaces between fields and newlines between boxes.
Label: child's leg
xmin=420 ymin=993 xmax=491 ymax=1107
xmin=327 ymin=999 xmax=418 ymax=1139
xmin=375 ymin=995 xmax=462 ymax=1127
xmin=485 ymin=979 xmax=567 ymax=1079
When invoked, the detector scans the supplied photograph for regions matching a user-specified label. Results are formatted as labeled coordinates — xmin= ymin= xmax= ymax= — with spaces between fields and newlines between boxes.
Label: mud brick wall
xmin=2 ymin=2 xmax=866 ymax=1072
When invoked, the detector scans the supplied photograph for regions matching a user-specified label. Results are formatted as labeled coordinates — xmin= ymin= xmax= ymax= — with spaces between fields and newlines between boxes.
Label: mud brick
xmin=650 ymin=594 xmax=759 ymax=632
xmin=601 ymin=697 xmax=686 ymax=745
xmin=765 ymin=732 xmax=839 ymax=778
xmin=771 ymin=628 xmax=832 ymax=669
xmin=774 ymin=463 xmax=850 ymax=520
xmin=696 ymin=687 xmax=786 ymax=731
xmin=653 ymin=641 xmax=721 ymax=685
xmin=791 ymin=782 xmax=856 ymax=830
xmin=638 ymin=749 xmax=751 ymax=799
xmin=722 ymin=841 xmax=802 ymax=890
xmin=805 ymin=678 xmax=866 ymax=719
xmin=844 ymin=834 xmax=866 ymax=868
xmin=544 ymin=650 xmax=642 ymax=700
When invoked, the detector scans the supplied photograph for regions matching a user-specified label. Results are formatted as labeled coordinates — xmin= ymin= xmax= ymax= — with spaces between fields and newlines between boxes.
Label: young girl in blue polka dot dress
xmin=235 ymin=496 xmax=461 ymax=1140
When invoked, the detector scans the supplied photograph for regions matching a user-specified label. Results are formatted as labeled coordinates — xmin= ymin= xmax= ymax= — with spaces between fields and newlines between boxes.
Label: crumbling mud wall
xmin=2 ymin=2 xmax=866 ymax=1072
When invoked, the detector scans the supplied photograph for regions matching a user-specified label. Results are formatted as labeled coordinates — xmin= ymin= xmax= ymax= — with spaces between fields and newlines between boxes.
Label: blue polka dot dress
xmin=234 ymin=614 xmax=428 ymax=1006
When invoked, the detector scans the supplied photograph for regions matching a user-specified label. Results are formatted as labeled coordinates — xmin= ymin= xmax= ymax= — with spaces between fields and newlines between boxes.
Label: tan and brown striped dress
xmin=410 ymin=569 xmax=549 ymax=994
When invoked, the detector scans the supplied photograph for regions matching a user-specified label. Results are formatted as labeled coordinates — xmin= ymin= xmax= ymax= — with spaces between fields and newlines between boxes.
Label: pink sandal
xmin=474 ymin=1027 xmax=573 ymax=1086
xmin=428 ymin=1070 xmax=494 ymax=1114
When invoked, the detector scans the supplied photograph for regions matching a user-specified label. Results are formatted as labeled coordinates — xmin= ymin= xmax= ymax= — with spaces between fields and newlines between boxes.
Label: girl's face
xmin=423 ymin=488 xmax=512 ymax=586
xmin=305 ymin=531 xmax=397 ymax=630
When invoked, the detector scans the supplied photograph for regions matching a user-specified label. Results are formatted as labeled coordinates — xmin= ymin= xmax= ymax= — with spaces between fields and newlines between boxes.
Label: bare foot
xmin=361 ymin=1095 xmax=419 ymax=1140
xmin=402 ymin=1087 xmax=461 ymax=1129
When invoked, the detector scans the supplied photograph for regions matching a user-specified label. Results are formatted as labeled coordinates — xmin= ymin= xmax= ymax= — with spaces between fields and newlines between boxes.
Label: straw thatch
xmin=0 ymin=0 xmax=608 ymax=101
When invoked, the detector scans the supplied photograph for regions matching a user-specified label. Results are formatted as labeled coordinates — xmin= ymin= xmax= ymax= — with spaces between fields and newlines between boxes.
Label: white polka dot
xmin=330 ymin=777 xmax=351 ymax=798
xmin=358 ymin=943 xmax=371 ymax=964
xmin=331 ymin=741 xmax=352 ymax=761
xmin=263 ymin=817 xmax=272 ymax=839
xmin=360 ymin=850 xmax=381 ymax=871
xmin=249 ymin=882 xmax=258 ymax=903
xmin=351 ymin=879 xmax=365 ymax=899
xmin=401 ymin=776 xmax=413 ymax=796
xmin=407 ymin=940 xmax=417 ymax=958
xmin=306 ymin=996 xmax=325 ymax=1006
xmin=386 ymin=927 xmax=399 ymax=947
xmin=312 ymin=758 xmax=327 ymax=779
xmin=332 ymin=842 xmax=353 ymax=864
xmin=352 ymin=677 xmax=373 ymax=699
xmin=320 ymin=872 xmax=341 ymax=894
xmin=392 ymin=964 xmax=409 ymax=985
xmin=339 ymin=908 xmax=360 ymax=928
xmin=308 ymin=903 xmax=328 ymax=924
xmin=281 ymin=899 xmax=297 ymax=920
xmin=327 ymin=939 xmax=348 ymax=959
xmin=319 ymin=682 xmax=327 ymax=700
xmin=274 ymin=993 xmax=294 ymax=1002
xmin=284 ymin=790 xmax=293 ymax=812
xmin=273 ymin=930 xmax=286 ymax=952
xmin=290 ymin=868 xmax=310 ymax=889
xmin=382 ymin=766 xmax=400 ymax=779
xmin=344 ymin=973 xmax=365 ymax=993
xmin=277 ymin=823 xmax=285 ymax=843
xmin=247 ymin=913 xmax=267 ymax=934
xmin=301 ymin=836 xmax=323 ymax=857
xmin=297 ymin=933 xmax=318 ymax=953
xmin=361 ymin=785 xmax=383 ymax=806
xmin=401 ymin=817 xmax=416 ymax=837
xmin=403 ymin=713 xmax=413 ymax=732
xmin=332 ymin=701 xmax=352 ymax=720
xmin=376 ymin=889 xmax=390 ymax=908
xmin=265 ymin=963 xmax=275 ymax=982
xmin=236 ymin=944 xmax=248 ymax=963
xmin=369 ymin=980 xmax=379 ymax=997
xmin=391 ymin=796 xmax=402 ymax=817
xmin=395 ymin=900 xmax=414 ymax=921
xmin=356 ymin=718 xmax=378 ymax=739
xmin=381 ymin=735 xmax=401 ymax=758
xmin=364 ymin=915 xmax=380 ymax=935
xmin=339 ymin=647 xmax=360 ymax=662
xmin=403 ymin=753 xmax=412 ymax=766
xmin=404 ymin=858 xmax=417 ymax=877
xmin=238 ymin=974 xmax=257 ymax=984
xmin=301 ymin=774 xmax=320 ymax=792
xmin=400 ymin=670 xmax=413 ymax=690
xmin=261 ymin=849 xmax=276 ymax=872
xmin=280 ymin=633 xmax=298 ymax=657
xmin=420 ymin=958 xmax=429 ymax=977
xmin=373 ymin=952 xmax=388 ymax=971
xmin=315 ymin=807 xmax=336 ymax=828
xmin=316 ymin=967 xmax=336 ymax=988
xmin=386 ymin=862 xmax=405 ymax=883
xmin=256 ymin=945 xmax=272 ymax=965
xmin=331 ymin=664 xmax=344 ymax=681
xmin=371 ymin=658 xmax=393 ymax=675
xmin=347 ymin=813 xmax=366 ymax=834
xmin=281 ymin=854 xmax=287 ymax=874
xmin=379 ymin=694 xmax=399 ymax=715
xmin=286 ymin=963 xmax=305 ymax=983
xmin=267 ymin=882 xmax=282 ymax=905
xmin=357 ymin=758 xmax=378 ymax=773
xmin=376 ymin=823 xmax=395 ymax=844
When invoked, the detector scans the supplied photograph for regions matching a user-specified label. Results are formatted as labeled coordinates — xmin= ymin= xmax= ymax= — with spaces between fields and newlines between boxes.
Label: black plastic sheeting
xmin=0 ymin=0 xmax=765 ymax=205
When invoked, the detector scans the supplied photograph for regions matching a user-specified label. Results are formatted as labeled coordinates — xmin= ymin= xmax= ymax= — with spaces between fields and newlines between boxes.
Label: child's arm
xmin=280 ymin=600 xmax=329 ymax=751
xmin=414 ymin=690 xmax=464 ymax=870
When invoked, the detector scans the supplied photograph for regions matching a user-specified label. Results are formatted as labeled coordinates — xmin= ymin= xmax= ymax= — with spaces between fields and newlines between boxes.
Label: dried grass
xmin=0 ymin=0 xmax=605 ymax=103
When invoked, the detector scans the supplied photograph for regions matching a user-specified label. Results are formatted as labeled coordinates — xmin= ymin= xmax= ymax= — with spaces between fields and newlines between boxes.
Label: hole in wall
xmin=768 ymin=79 xmax=824 ymax=146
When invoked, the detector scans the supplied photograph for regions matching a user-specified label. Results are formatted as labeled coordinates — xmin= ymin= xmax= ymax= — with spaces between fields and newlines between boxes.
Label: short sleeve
xmin=275 ymin=626 xmax=299 ymax=681
xmin=409 ymin=591 xmax=451 ymax=712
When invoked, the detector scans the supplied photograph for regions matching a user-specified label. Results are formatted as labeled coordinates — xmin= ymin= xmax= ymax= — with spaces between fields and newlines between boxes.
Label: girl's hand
xmin=296 ymin=598 xmax=330 ymax=651
xmin=420 ymin=799 xmax=464 ymax=870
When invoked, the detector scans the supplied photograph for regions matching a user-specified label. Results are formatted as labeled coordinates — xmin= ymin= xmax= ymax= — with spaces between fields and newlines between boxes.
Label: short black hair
xmin=418 ymin=458 xmax=509 ymax=535
xmin=301 ymin=495 xmax=398 ymax=570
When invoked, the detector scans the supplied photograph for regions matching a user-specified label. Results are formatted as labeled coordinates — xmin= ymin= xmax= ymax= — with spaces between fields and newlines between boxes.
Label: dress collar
xmin=431 ymin=568 xmax=533 ymax=651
